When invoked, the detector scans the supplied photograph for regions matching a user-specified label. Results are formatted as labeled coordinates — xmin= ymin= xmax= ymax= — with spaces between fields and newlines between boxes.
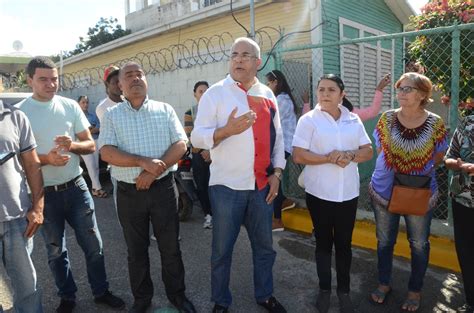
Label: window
xmin=339 ymin=18 xmax=393 ymax=110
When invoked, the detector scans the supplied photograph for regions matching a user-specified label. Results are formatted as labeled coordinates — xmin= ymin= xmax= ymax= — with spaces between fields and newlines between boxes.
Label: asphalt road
xmin=0 ymin=179 xmax=466 ymax=312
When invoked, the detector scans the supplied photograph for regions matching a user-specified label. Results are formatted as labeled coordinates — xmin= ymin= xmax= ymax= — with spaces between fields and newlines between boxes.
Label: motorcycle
xmin=174 ymin=149 xmax=198 ymax=221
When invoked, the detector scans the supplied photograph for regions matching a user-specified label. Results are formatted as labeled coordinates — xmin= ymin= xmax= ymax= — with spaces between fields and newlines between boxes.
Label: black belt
xmin=44 ymin=175 xmax=82 ymax=193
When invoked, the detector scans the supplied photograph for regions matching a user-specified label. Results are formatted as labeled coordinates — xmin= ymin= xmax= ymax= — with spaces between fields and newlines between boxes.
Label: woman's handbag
xmin=387 ymin=173 xmax=431 ymax=216
xmin=386 ymin=112 xmax=432 ymax=216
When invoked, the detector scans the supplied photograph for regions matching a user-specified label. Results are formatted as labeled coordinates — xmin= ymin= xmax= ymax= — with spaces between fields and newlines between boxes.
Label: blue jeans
xmin=371 ymin=197 xmax=433 ymax=292
xmin=0 ymin=218 xmax=43 ymax=313
xmin=41 ymin=176 xmax=109 ymax=300
xmin=209 ymin=185 xmax=276 ymax=307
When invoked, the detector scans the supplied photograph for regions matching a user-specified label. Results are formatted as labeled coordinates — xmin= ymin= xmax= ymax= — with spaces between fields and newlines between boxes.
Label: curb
xmin=282 ymin=208 xmax=460 ymax=272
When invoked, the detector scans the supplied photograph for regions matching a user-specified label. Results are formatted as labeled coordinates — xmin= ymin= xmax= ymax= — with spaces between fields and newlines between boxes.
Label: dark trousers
xmin=192 ymin=152 xmax=211 ymax=216
xmin=306 ymin=193 xmax=358 ymax=293
xmin=117 ymin=174 xmax=185 ymax=306
xmin=452 ymin=200 xmax=474 ymax=306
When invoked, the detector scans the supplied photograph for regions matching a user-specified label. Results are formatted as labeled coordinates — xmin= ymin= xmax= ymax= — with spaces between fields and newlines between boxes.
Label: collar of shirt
xmin=223 ymin=74 xmax=262 ymax=94
xmin=123 ymin=95 xmax=149 ymax=112
xmin=313 ymin=103 xmax=352 ymax=121
xmin=0 ymin=100 xmax=11 ymax=115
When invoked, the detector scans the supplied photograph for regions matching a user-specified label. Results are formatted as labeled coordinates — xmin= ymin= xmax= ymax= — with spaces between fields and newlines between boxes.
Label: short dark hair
xmin=26 ymin=56 xmax=56 ymax=78
xmin=77 ymin=95 xmax=88 ymax=103
xmin=193 ymin=81 xmax=209 ymax=93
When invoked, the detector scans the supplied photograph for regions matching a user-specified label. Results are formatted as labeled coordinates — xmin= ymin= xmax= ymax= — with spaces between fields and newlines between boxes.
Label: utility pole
xmin=250 ymin=0 xmax=255 ymax=39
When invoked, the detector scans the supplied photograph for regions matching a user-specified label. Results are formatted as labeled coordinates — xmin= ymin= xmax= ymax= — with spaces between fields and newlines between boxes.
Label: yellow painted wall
xmin=63 ymin=0 xmax=311 ymax=75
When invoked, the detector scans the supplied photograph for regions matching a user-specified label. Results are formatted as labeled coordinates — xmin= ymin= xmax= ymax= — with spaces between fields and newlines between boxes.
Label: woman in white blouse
xmin=292 ymin=74 xmax=373 ymax=313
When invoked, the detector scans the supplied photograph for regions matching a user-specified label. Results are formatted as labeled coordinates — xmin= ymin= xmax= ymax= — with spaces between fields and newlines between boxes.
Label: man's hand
xmin=135 ymin=170 xmax=157 ymax=190
xmin=265 ymin=175 xmax=280 ymax=204
xmin=47 ymin=147 xmax=71 ymax=166
xmin=24 ymin=209 xmax=43 ymax=238
xmin=55 ymin=135 xmax=73 ymax=152
xmin=225 ymin=107 xmax=257 ymax=136
xmin=201 ymin=150 xmax=211 ymax=163
xmin=139 ymin=158 xmax=167 ymax=177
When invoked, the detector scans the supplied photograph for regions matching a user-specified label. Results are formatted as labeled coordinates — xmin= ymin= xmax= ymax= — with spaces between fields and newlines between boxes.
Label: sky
xmin=0 ymin=0 xmax=428 ymax=57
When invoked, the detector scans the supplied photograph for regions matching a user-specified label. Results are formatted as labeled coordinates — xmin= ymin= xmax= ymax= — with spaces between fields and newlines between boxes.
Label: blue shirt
xmin=83 ymin=111 xmax=100 ymax=139
xmin=99 ymin=97 xmax=187 ymax=184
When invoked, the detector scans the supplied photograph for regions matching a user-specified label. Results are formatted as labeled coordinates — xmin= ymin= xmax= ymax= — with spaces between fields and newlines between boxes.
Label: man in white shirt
xmin=191 ymin=37 xmax=286 ymax=313
xmin=96 ymin=65 xmax=122 ymax=124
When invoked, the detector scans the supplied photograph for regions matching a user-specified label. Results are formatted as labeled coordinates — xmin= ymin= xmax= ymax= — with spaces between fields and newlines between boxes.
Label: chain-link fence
xmin=276 ymin=23 xmax=474 ymax=221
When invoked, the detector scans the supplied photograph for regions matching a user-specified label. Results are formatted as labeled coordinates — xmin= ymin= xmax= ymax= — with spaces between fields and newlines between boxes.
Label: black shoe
xmin=129 ymin=302 xmax=151 ymax=313
xmin=316 ymin=290 xmax=331 ymax=313
xmin=257 ymin=296 xmax=287 ymax=313
xmin=458 ymin=304 xmax=474 ymax=313
xmin=94 ymin=290 xmax=126 ymax=310
xmin=56 ymin=299 xmax=76 ymax=313
xmin=212 ymin=304 xmax=229 ymax=313
xmin=337 ymin=292 xmax=356 ymax=313
xmin=170 ymin=295 xmax=197 ymax=313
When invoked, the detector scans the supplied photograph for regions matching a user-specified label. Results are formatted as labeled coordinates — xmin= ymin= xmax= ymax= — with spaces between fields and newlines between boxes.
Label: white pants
xmin=81 ymin=139 xmax=102 ymax=190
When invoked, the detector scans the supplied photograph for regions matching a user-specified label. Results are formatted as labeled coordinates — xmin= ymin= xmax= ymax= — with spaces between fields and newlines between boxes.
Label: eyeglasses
xmin=396 ymin=86 xmax=418 ymax=94
xmin=230 ymin=53 xmax=256 ymax=62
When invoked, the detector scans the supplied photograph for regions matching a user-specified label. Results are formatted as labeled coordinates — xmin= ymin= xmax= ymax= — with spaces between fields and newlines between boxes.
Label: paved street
xmin=0 ymin=180 xmax=466 ymax=312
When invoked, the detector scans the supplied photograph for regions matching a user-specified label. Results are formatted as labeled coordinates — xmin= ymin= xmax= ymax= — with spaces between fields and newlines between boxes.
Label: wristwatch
xmin=273 ymin=170 xmax=282 ymax=180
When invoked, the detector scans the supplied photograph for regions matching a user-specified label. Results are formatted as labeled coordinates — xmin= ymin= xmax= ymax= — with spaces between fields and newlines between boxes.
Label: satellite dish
xmin=13 ymin=40 xmax=23 ymax=51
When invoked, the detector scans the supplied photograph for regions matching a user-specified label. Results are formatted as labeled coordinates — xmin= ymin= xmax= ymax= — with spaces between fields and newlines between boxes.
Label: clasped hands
xmin=327 ymin=150 xmax=355 ymax=168
xmin=135 ymin=158 xmax=168 ymax=190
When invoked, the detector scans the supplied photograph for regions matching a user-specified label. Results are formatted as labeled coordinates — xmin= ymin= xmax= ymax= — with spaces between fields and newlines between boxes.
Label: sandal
xmin=92 ymin=189 xmax=108 ymax=198
xmin=401 ymin=296 xmax=421 ymax=312
xmin=369 ymin=286 xmax=391 ymax=305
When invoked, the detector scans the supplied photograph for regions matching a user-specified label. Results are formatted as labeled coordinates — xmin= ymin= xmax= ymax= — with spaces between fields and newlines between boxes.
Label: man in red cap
xmin=96 ymin=65 xmax=123 ymax=124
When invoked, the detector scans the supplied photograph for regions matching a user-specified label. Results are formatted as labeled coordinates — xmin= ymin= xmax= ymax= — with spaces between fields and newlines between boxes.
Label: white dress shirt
xmin=292 ymin=104 xmax=371 ymax=202
xmin=191 ymin=75 xmax=286 ymax=191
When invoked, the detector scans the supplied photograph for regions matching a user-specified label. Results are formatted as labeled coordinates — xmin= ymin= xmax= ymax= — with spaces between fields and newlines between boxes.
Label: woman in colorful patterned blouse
xmin=369 ymin=73 xmax=448 ymax=312
xmin=445 ymin=114 xmax=474 ymax=313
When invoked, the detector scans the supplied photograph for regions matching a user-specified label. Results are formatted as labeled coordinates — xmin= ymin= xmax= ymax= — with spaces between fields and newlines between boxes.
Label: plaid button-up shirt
xmin=99 ymin=97 xmax=187 ymax=184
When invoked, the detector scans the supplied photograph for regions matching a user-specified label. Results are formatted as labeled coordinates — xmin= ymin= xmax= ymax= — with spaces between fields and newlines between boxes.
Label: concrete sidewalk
xmin=0 ymin=183 xmax=466 ymax=312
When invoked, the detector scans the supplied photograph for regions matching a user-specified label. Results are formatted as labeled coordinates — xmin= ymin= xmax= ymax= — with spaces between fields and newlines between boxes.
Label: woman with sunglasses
xmin=265 ymin=70 xmax=297 ymax=231
xmin=368 ymin=73 xmax=448 ymax=312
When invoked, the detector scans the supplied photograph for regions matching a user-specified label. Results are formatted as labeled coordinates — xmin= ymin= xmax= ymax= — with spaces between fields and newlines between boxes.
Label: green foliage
xmin=408 ymin=0 xmax=473 ymax=116
xmin=63 ymin=17 xmax=131 ymax=59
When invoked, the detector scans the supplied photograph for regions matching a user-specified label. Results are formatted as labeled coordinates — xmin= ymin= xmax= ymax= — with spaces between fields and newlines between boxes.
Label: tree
xmin=408 ymin=0 xmax=473 ymax=116
xmin=54 ymin=17 xmax=130 ymax=60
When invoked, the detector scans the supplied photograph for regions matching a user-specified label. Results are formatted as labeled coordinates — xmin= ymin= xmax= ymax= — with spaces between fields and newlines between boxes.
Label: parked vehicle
xmin=0 ymin=92 xmax=32 ymax=106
